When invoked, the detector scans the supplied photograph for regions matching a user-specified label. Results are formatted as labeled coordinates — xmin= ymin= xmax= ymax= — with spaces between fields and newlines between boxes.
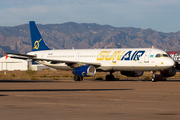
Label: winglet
xmin=5 ymin=54 xmax=8 ymax=59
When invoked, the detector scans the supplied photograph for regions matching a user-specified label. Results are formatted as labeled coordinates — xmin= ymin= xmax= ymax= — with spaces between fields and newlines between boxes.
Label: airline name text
xmin=96 ymin=50 xmax=145 ymax=61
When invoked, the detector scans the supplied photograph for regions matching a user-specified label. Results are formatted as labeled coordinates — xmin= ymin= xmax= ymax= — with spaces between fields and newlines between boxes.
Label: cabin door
xmin=41 ymin=52 xmax=46 ymax=58
xmin=144 ymin=51 xmax=151 ymax=63
xmin=76 ymin=53 xmax=81 ymax=62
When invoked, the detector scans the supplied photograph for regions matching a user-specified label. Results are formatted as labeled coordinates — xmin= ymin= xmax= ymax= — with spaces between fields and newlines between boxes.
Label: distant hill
xmin=0 ymin=22 xmax=180 ymax=55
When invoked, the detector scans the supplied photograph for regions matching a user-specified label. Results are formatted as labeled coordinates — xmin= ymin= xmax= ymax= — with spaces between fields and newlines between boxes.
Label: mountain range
xmin=0 ymin=22 xmax=180 ymax=56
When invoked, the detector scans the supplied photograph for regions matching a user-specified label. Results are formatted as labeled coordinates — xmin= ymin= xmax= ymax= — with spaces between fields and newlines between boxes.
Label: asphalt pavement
xmin=0 ymin=79 xmax=180 ymax=120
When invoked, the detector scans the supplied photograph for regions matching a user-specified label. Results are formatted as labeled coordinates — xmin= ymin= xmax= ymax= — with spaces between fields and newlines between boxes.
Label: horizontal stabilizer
xmin=5 ymin=52 xmax=36 ymax=58
xmin=10 ymin=56 xmax=31 ymax=60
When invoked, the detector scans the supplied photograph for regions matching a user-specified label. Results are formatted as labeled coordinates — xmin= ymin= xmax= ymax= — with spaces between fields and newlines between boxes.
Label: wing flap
xmin=32 ymin=58 xmax=101 ymax=67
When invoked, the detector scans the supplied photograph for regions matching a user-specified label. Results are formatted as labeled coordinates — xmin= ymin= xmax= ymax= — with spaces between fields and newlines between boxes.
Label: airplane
xmin=5 ymin=21 xmax=175 ymax=82
xmin=156 ymin=51 xmax=180 ymax=80
xmin=168 ymin=51 xmax=180 ymax=70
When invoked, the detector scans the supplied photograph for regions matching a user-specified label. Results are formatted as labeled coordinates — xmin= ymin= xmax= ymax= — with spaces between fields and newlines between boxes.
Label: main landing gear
xmin=105 ymin=71 xmax=115 ymax=81
xmin=74 ymin=75 xmax=83 ymax=81
xmin=73 ymin=71 xmax=115 ymax=81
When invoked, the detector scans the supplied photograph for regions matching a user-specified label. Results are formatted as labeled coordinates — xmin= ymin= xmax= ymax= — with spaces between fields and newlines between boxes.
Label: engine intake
xmin=160 ymin=68 xmax=176 ymax=77
xmin=121 ymin=71 xmax=144 ymax=77
xmin=73 ymin=65 xmax=96 ymax=77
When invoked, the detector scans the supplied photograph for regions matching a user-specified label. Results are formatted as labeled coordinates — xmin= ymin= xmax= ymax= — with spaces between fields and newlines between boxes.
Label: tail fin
xmin=29 ymin=21 xmax=50 ymax=51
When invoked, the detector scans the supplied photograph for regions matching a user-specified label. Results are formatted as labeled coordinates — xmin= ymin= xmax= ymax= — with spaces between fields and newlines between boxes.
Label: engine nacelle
xmin=73 ymin=65 xmax=96 ymax=77
xmin=121 ymin=71 xmax=144 ymax=77
xmin=160 ymin=68 xmax=176 ymax=77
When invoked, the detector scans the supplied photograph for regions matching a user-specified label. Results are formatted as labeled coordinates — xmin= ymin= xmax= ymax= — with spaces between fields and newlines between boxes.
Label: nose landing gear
xmin=151 ymin=71 xmax=157 ymax=82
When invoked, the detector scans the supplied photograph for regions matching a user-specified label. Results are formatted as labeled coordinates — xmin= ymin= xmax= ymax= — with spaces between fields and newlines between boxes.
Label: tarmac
xmin=1 ymin=79 xmax=180 ymax=120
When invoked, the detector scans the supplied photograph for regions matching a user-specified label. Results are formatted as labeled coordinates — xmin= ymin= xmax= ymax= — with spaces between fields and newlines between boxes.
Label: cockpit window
xmin=155 ymin=53 xmax=169 ymax=58
xmin=155 ymin=54 xmax=162 ymax=58
xmin=162 ymin=54 xmax=169 ymax=57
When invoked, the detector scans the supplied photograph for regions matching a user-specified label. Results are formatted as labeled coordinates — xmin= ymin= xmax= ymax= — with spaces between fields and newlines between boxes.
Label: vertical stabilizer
xmin=29 ymin=21 xmax=50 ymax=51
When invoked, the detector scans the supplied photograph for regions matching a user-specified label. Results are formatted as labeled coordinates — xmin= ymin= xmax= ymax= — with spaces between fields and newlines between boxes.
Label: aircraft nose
xmin=165 ymin=58 xmax=175 ymax=67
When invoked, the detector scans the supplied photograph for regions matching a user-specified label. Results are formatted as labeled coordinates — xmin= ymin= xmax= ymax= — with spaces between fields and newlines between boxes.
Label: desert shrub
xmin=31 ymin=77 xmax=38 ymax=80
xmin=11 ymin=74 xmax=15 ymax=78
xmin=26 ymin=69 xmax=36 ymax=78
xmin=144 ymin=76 xmax=150 ymax=80
xmin=43 ymin=74 xmax=47 ymax=77
xmin=52 ymin=77 xmax=58 ymax=80
xmin=95 ymin=77 xmax=103 ymax=80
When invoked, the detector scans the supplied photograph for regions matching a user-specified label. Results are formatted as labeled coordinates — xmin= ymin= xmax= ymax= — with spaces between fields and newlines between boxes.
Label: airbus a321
xmin=6 ymin=21 xmax=175 ymax=82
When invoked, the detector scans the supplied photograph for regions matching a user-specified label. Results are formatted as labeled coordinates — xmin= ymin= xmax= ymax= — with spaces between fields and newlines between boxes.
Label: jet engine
xmin=160 ymin=68 xmax=176 ymax=77
xmin=121 ymin=71 xmax=144 ymax=77
xmin=73 ymin=65 xmax=96 ymax=77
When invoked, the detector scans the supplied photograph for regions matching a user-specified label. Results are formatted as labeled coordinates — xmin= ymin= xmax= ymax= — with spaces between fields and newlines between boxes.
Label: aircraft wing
xmin=33 ymin=57 xmax=101 ymax=67
xmin=5 ymin=52 xmax=101 ymax=68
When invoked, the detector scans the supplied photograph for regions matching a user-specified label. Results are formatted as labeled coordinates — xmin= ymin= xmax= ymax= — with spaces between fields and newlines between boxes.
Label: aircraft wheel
xmin=74 ymin=75 xmax=83 ymax=81
xmin=152 ymin=78 xmax=157 ymax=82
xmin=163 ymin=78 xmax=167 ymax=81
xmin=74 ymin=75 xmax=79 ymax=81
xmin=79 ymin=76 xmax=83 ymax=81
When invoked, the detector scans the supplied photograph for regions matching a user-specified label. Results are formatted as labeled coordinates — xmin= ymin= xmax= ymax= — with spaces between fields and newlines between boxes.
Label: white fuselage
xmin=27 ymin=48 xmax=175 ymax=71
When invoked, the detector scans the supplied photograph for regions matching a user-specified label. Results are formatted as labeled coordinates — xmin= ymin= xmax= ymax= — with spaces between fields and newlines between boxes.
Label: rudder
xmin=29 ymin=21 xmax=50 ymax=51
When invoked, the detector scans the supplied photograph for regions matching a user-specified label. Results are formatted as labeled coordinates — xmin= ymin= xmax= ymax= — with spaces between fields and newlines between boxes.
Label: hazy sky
xmin=0 ymin=0 xmax=180 ymax=32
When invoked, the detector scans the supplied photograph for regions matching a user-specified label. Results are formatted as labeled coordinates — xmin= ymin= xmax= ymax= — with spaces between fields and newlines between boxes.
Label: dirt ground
xmin=1 ymin=78 xmax=180 ymax=120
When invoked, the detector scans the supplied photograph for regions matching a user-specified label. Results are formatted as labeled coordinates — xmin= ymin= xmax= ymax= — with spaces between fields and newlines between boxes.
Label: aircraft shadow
xmin=156 ymin=80 xmax=180 ymax=82
xmin=93 ymin=79 xmax=180 ymax=82
xmin=1 ymin=79 xmax=180 ymax=83
xmin=0 ymin=89 xmax=133 ymax=92
xmin=0 ymin=80 xmax=54 ymax=83
xmin=0 ymin=94 xmax=8 ymax=96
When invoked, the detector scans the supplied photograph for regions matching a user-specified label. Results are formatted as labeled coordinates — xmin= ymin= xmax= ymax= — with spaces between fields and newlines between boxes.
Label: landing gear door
xmin=144 ymin=51 xmax=151 ymax=63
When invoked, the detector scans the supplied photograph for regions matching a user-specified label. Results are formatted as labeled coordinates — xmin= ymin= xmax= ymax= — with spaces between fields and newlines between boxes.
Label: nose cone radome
xmin=165 ymin=58 xmax=175 ymax=68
